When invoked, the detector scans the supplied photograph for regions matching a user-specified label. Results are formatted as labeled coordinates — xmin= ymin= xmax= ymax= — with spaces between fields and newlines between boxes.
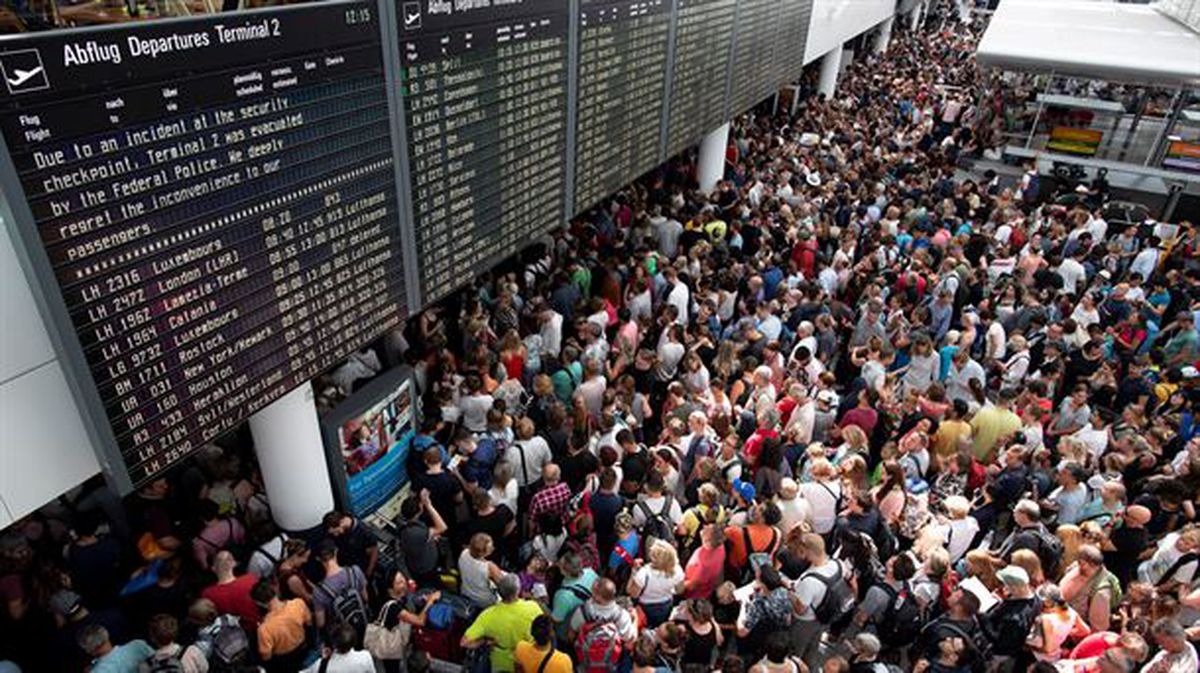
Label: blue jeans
xmin=641 ymin=600 xmax=673 ymax=628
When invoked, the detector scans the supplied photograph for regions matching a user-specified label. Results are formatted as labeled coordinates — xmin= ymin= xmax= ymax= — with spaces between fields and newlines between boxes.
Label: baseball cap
xmin=1183 ymin=366 xmax=1200 ymax=380
xmin=49 ymin=590 xmax=82 ymax=617
xmin=732 ymin=479 xmax=756 ymax=504
xmin=817 ymin=390 xmax=838 ymax=406
xmin=996 ymin=565 xmax=1030 ymax=587
xmin=851 ymin=633 xmax=882 ymax=657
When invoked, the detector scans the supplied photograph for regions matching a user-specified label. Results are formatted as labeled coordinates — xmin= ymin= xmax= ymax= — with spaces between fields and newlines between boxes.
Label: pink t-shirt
xmin=1068 ymin=631 xmax=1119 ymax=660
xmin=684 ymin=545 xmax=725 ymax=599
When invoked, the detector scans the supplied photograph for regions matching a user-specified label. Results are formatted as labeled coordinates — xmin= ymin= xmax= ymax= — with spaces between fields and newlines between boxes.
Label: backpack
xmin=465 ymin=435 xmax=505 ymax=490
xmin=1027 ymin=526 xmax=1064 ymax=577
xmin=197 ymin=519 xmax=250 ymax=566
xmin=205 ymin=615 xmax=250 ymax=669
xmin=574 ymin=604 xmax=624 ymax=673
xmin=934 ymin=621 xmax=989 ymax=673
xmin=143 ymin=648 xmax=184 ymax=673
xmin=806 ymin=566 xmax=855 ymax=630
xmin=316 ymin=569 xmax=369 ymax=632
xmin=742 ymin=527 xmax=779 ymax=577
xmin=876 ymin=582 xmax=925 ymax=650
xmin=636 ymin=496 xmax=676 ymax=549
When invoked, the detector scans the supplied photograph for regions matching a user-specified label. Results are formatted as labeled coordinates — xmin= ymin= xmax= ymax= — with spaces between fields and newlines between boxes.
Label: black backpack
xmin=202 ymin=615 xmax=250 ymax=671
xmin=1027 ymin=526 xmax=1064 ymax=577
xmin=876 ymin=582 xmax=925 ymax=649
xmin=316 ymin=568 xmax=369 ymax=631
xmin=636 ymin=496 xmax=676 ymax=549
xmin=806 ymin=566 xmax=855 ymax=630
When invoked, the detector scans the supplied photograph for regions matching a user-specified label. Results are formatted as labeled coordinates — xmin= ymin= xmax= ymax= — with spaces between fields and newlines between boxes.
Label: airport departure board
xmin=666 ymin=0 xmax=736 ymax=158
xmin=0 ymin=2 xmax=409 ymax=488
xmin=574 ymin=0 xmax=672 ymax=214
xmin=396 ymin=0 xmax=569 ymax=305
xmin=728 ymin=0 xmax=782 ymax=117
xmin=773 ymin=0 xmax=813 ymax=86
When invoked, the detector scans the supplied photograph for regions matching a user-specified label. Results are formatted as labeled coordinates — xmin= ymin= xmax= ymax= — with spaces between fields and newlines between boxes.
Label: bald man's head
xmin=543 ymin=463 xmax=561 ymax=484
xmin=592 ymin=578 xmax=616 ymax=603
xmin=1125 ymin=505 xmax=1152 ymax=526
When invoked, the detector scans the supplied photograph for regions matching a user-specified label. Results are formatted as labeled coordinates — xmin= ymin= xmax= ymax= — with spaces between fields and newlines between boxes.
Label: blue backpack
xmin=463 ymin=435 xmax=504 ymax=489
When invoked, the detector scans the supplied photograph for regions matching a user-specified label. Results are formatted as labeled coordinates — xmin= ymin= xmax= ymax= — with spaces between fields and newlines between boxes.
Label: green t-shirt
xmin=551 ymin=568 xmax=599 ymax=625
xmin=551 ymin=362 xmax=582 ymax=403
xmin=463 ymin=599 xmax=544 ymax=672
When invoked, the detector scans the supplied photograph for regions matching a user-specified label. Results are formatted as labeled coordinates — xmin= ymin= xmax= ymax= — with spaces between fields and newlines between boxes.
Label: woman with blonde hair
xmin=459 ymin=533 xmax=504 ymax=608
xmin=964 ymin=549 xmax=1002 ymax=592
xmin=839 ymin=454 xmax=869 ymax=497
xmin=836 ymin=425 xmax=870 ymax=464
xmin=1011 ymin=548 xmax=1047 ymax=587
xmin=628 ymin=540 xmax=684 ymax=627
xmin=1056 ymin=524 xmax=1085 ymax=571
xmin=799 ymin=458 xmax=843 ymax=536
xmin=939 ymin=496 xmax=979 ymax=565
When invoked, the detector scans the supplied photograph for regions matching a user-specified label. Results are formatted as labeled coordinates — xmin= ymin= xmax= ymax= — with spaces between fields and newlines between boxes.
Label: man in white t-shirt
xmin=506 ymin=418 xmax=552 ymax=489
xmin=790 ymin=533 xmax=842 ymax=669
xmin=1057 ymin=251 xmax=1087 ymax=296
xmin=631 ymin=474 xmax=684 ymax=529
xmin=538 ymin=305 xmax=564 ymax=359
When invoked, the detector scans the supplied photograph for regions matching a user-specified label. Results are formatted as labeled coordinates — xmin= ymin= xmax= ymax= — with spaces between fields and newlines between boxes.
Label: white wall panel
xmin=804 ymin=0 xmax=896 ymax=64
xmin=0 ymin=218 xmax=55 ymax=384
xmin=0 ymin=360 xmax=100 ymax=522
xmin=0 ymin=217 xmax=100 ymax=526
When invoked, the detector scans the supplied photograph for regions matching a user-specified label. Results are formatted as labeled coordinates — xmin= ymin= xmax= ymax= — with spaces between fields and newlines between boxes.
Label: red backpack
xmin=574 ymin=604 xmax=623 ymax=673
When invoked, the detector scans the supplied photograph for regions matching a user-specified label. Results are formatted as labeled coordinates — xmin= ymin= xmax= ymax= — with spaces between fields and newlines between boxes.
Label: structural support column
xmin=817 ymin=46 xmax=842 ymax=99
xmin=910 ymin=1 xmax=923 ymax=31
xmin=250 ymin=381 xmax=335 ymax=531
xmin=875 ymin=16 xmax=894 ymax=54
xmin=697 ymin=122 xmax=730 ymax=194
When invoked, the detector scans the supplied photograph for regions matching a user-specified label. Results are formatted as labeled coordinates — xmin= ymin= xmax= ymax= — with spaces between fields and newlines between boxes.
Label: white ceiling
xmin=976 ymin=0 xmax=1200 ymax=86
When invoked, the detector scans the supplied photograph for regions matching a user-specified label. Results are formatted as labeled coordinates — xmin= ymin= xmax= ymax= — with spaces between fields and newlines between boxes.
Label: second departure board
xmin=396 ymin=0 xmax=570 ymax=305
xmin=574 ymin=0 xmax=672 ymax=214
xmin=667 ymin=0 xmax=736 ymax=158
xmin=0 ymin=1 xmax=409 ymax=489
xmin=728 ymin=0 xmax=782 ymax=117
xmin=773 ymin=0 xmax=813 ymax=86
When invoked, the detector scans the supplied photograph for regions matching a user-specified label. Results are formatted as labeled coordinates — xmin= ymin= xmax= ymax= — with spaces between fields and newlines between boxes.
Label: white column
xmin=817 ymin=46 xmax=842 ymax=99
xmin=840 ymin=46 xmax=854 ymax=76
xmin=910 ymin=2 xmax=923 ymax=31
xmin=697 ymin=122 xmax=730 ymax=194
xmin=250 ymin=381 xmax=335 ymax=531
xmin=875 ymin=16 xmax=894 ymax=54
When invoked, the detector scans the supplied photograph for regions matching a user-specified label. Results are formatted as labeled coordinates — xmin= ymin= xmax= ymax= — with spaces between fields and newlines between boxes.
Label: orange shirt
xmin=722 ymin=523 xmax=780 ymax=570
xmin=258 ymin=598 xmax=311 ymax=660
xmin=513 ymin=642 xmax=573 ymax=673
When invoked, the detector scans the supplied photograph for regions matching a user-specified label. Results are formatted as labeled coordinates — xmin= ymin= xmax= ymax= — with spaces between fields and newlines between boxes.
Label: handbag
xmin=364 ymin=600 xmax=411 ymax=660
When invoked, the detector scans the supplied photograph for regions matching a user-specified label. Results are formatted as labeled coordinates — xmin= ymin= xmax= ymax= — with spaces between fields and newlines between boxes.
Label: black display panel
xmin=573 ymin=0 xmax=671 ymax=214
xmin=728 ymin=0 xmax=782 ymax=117
xmin=0 ymin=1 xmax=408 ymax=489
xmin=773 ymin=0 xmax=812 ymax=86
xmin=396 ymin=0 xmax=569 ymax=305
xmin=666 ymin=0 xmax=736 ymax=158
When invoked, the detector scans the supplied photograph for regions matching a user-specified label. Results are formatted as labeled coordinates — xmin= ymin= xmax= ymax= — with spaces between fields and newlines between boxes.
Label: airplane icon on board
xmin=0 ymin=49 xmax=50 ymax=93
xmin=403 ymin=2 xmax=422 ymax=29
xmin=7 ymin=66 xmax=43 ymax=88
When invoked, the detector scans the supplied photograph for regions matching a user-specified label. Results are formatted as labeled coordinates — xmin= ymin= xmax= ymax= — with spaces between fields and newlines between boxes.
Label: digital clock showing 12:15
xmin=345 ymin=6 xmax=372 ymax=24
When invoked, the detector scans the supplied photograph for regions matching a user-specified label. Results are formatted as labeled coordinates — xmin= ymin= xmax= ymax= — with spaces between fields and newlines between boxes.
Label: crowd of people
xmin=3 ymin=3 xmax=1200 ymax=673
